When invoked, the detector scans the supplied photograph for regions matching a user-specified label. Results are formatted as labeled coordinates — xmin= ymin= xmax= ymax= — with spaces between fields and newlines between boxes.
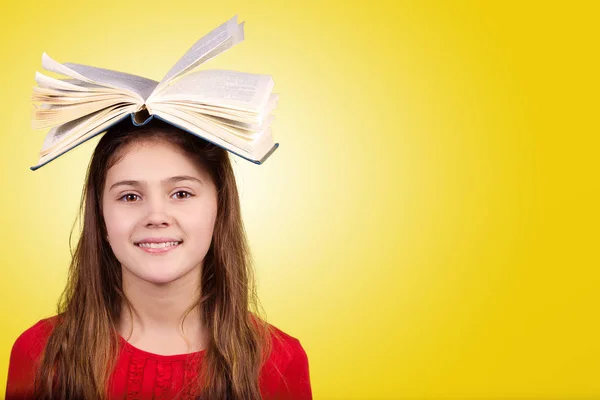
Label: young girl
xmin=5 ymin=119 xmax=312 ymax=399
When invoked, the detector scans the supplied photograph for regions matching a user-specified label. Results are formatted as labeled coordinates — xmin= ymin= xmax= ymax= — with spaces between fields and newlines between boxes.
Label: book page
xmin=33 ymin=109 xmax=133 ymax=170
xmin=33 ymin=99 xmax=133 ymax=130
xmin=154 ymin=106 xmax=277 ymax=163
xmin=152 ymin=69 xmax=274 ymax=112
xmin=64 ymin=62 xmax=158 ymax=100
xmin=33 ymin=80 xmax=137 ymax=101
xmin=153 ymin=15 xmax=245 ymax=92
xmin=41 ymin=53 xmax=90 ymax=82
xmin=152 ymin=103 xmax=270 ymax=140
xmin=152 ymin=111 xmax=257 ymax=159
xmin=153 ymin=101 xmax=273 ymax=131
xmin=265 ymin=93 xmax=279 ymax=115
xmin=162 ymin=107 xmax=253 ymax=148
xmin=35 ymin=72 xmax=107 ymax=92
xmin=32 ymin=91 xmax=130 ymax=105
xmin=149 ymin=100 xmax=262 ymax=123
xmin=158 ymin=104 xmax=274 ymax=132
xmin=42 ymin=53 xmax=158 ymax=100
xmin=39 ymin=104 xmax=135 ymax=155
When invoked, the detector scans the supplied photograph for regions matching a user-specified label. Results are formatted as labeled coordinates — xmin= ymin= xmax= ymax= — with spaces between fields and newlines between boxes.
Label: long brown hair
xmin=34 ymin=118 xmax=273 ymax=399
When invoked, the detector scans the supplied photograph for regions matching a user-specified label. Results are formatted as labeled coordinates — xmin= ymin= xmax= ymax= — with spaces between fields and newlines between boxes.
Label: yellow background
xmin=1 ymin=1 xmax=599 ymax=399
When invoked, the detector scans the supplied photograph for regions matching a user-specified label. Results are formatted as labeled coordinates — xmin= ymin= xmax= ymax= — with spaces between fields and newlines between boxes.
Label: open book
xmin=30 ymin=15 xmax=279 ymax=171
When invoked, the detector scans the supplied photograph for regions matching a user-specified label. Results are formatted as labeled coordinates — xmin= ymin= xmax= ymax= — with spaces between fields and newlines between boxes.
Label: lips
xmin=135 ymin=241 xmax=182 ymax=254
xmin=135 ymin=237 xmax=183 ymax=245
xmin=134 ymin=237 xmax=183 ymax=254
xmin=137 ymin=241 xmax=180 ymax=248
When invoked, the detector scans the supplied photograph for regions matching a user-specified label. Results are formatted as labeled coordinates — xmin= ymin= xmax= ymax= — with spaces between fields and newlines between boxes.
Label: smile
xmin=135 ymin=241 xmax=182 ymax=254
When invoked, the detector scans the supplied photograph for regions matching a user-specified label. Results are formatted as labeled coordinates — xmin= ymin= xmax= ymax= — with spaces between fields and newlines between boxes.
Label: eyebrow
xmin=109 ymin=175 xmax=204 ymax=192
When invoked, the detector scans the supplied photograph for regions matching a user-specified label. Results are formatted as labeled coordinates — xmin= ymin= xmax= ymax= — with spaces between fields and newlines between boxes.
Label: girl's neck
xmin=117 ymin=265 xmax=209 ymax=355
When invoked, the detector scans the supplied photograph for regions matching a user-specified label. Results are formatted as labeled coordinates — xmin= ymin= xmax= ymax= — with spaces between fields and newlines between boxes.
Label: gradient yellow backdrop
xmin=1 ymin=1 xmax=599 ymax=399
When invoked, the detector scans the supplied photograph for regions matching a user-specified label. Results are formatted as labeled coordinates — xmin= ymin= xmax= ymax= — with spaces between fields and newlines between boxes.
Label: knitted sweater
xmin=5 ymin=316 xmax=312 ymax=399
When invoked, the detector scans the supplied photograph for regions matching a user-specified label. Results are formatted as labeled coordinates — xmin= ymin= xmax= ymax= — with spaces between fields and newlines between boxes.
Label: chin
xmin=141 ymin=273 xmax=184 ymax=285
xmin=126 ymin=264 xmax=200 ymax=286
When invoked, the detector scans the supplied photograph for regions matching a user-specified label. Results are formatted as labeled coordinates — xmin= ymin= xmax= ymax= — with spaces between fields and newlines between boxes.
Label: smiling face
xmin=102 ymin=140 xmax=218 ymax=286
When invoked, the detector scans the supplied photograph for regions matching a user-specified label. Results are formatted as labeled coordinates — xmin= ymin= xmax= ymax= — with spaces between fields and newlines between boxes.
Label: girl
xmin=5 ymin=119 xmax=312 ymax=399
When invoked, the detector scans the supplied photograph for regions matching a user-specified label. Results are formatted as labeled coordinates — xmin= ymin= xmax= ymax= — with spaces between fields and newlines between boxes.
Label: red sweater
xmin=5 ymin=317 xmax=312 ymax=400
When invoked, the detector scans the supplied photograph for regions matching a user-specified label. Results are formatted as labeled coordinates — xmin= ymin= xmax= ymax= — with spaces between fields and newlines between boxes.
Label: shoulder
xmin=260 ymin=323 xmax=312 ymax=399
xmin=9 ymin=315 xmax=59 ymax=361
xmin=249 ymin=313 xmax=308 ymax=370
xmin=267 ymin=324 xmax=308 ymax=370
xmin=5 ymin=316 xmax=60 ymax=400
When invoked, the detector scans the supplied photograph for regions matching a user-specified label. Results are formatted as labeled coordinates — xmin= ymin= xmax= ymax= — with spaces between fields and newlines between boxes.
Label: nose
xmin=144 ymin=196 xmax=173 ymax=228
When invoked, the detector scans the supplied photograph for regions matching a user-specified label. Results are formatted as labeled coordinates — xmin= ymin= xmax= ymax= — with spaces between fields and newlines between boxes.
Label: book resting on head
xmin=30 ymin=15 xmax=279 ymax=171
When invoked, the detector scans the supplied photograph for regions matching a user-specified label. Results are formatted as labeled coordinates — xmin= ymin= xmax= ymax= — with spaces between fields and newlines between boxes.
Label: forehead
xmin=106 ymin=140 xmax=209 ymax=182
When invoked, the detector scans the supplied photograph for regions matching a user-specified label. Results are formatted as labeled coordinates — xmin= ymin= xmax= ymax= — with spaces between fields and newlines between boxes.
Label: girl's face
xmin=102 ymin=140 xmax=218 ymax=286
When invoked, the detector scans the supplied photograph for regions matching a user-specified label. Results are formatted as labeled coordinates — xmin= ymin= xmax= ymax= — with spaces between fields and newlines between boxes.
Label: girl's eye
xmin=173 ymin=191 xmax=193 ymax=199
xmin=120 ymin=193 xmax=140 ymax=202
xmin=118 ymin=191 xmax=193 ymax=202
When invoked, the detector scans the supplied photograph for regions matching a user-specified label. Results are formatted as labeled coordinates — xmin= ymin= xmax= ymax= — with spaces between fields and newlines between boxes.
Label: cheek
xmin=104 ymin=206 xmax=137 ymax=238
xmin=185 ymin=210 xmax=217 ymax=241
xmin=180 ymin=200 xmax=218 ymax=243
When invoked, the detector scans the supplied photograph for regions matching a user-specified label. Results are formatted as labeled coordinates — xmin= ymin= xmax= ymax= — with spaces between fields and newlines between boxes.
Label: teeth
xmin=137 ymin=241 xmax=180 ymax=249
